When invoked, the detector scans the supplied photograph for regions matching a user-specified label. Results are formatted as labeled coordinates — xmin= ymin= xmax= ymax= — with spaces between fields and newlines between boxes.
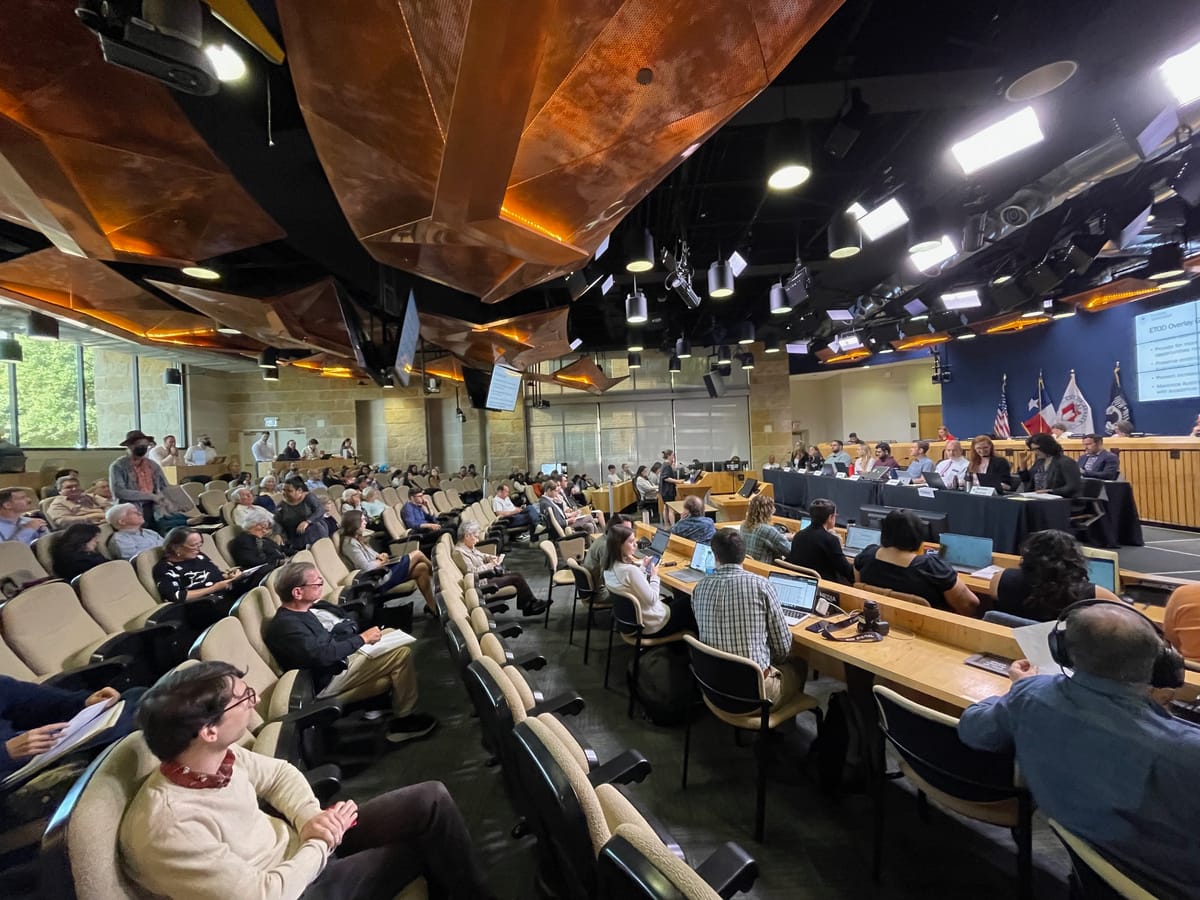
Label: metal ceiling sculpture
xmin=277 ymin=0 xmax=842 ymax=303
xmin=527 ymin=356 xmax=629 ymax=395
xmin=418 ymin=307 xmax=574 ymax=372
xmin=0 ymin=1 xmax=283 ymax=267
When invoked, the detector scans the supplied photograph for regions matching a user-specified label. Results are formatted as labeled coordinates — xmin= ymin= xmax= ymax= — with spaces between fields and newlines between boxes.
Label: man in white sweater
xmin=120 ymin=661 xmax=493 ymax=900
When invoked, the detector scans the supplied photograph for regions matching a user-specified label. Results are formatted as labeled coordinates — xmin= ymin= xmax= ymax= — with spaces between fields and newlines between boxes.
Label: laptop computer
xmin=939 ymin=532 xmax=994 ymax=573
xmin=819 ymin=462 xmax=848 ymax=477
xmin=843 ymin=524 xmax=881 ymax=558
xmin=634 ymin=527 xmax=671 ymax=562
xmin=924 ymin=471 xmax=948 ymax=489
xmin=767 ymin=572 xmax=820 ymax=625
xmin=860 ymin=466 xmax=891 ymax=482
xmin=670 ymin=542 xmax=715 ymax=583
xmin=737 ymin=477 xmax=758 ymax=498
xmin=896 ymin=473 xmax=913 ymax=485
xmin=1085 ymin=556 xmax=1120 ymax=594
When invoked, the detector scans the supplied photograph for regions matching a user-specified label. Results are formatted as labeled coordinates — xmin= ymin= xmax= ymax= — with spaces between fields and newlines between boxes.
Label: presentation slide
xmin=1135 ymin=300 xmax=1199 ymax=402
xmin=486 ymin=364 xmax=523 ymax=411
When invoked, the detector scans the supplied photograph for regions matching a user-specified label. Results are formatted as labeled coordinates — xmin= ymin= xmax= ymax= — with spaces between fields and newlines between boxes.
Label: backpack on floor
xmin=814 ymin=690 xmax=870 ymax=794
xmin=630 ymin=644 xmax=695 ymax=726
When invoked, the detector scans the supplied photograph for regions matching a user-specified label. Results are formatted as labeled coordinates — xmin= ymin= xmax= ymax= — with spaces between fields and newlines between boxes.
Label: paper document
xmin=1007 ymin=492 xmax=1059 ymax=501
xmin=358 ymin=628 xmax=417 ymax=657
xmin=1013 ymin=620 xmax=1061 ymax=674
xmin=971 ymin=565 xmax=1004 ymax=579
xmin=4 ymin=699 xmax=124 ymax=785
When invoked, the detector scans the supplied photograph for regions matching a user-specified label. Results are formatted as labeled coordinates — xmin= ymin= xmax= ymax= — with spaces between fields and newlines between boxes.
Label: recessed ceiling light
xmin=182 ymin=266 xmax=220 ymax=280
xmin=1157 ymin=277 xmax=1192 ymax=290
xmin=950 ymin=106 xmax=1044 ymax=175
xmin=1005 ymin=60 xmax=1078 ymax=101
xmin=1021 ymin=309 xmax=1044 ymax=318
xmin=956 ymin=332 xmax=977 ymax=341
xmin=940 ymin=289 xmax=981 ymax=311
xmin=216 ymin=325 xmax=241 ymax=335
xmin=911 ymin=314 xmax=929 ymax=322
xmin=1053 ymin=309 xmax=1077 ymax=319
xmin=204 ymin=44 xmax=247 ymax=82
xmin=992 ymin=274 xmax=1012 ymax=285
xmin=857 ymin=198 xmax=910 ymax=241
xmin=767 ymin=164 xmax=812 ymax=191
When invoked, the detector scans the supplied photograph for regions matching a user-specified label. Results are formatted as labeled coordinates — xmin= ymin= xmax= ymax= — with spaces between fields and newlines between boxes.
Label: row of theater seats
xmin=428 ymin=533 xmax=761 ymax=898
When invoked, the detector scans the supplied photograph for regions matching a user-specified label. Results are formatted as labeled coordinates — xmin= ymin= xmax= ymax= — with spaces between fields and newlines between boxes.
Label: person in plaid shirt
xmin=692 ymin=530 xmax=806 ymax=704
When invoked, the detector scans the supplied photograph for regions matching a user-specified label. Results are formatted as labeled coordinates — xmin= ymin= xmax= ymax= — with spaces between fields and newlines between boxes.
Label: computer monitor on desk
xmin=859 ymin=504 xmax=948 ymax=542
xmin=737 ymin=477 xmax=758 ymax=498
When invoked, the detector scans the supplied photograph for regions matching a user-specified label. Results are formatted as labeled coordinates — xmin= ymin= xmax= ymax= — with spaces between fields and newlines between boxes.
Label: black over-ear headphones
xmin=1047 ymin=599 xmax=1185 ymax=689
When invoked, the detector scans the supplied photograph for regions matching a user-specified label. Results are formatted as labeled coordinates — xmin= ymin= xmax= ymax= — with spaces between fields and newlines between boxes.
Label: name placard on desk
xmin=847 ymin=475 xmax=861 ymax=481
xmin=917 ymin=486 xmax=937 ymax=498
xmin=970 ymin=485 xmax=997 ymax=496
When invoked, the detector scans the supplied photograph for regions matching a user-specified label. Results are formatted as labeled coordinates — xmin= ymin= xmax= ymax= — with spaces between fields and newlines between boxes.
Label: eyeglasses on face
xmin=301 ymin=580 xmax=325 ymax=588
xmin=224 ymin=684 xmax=257 ymax=713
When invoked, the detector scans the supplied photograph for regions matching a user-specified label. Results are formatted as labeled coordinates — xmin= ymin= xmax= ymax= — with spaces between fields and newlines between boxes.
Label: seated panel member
xmin=786 ymin=498 xmax=854 ymax=584
xmin=825 ymin=440 xmax=853 ymax=468
xmin=854 ymin=510 xmax=979 ymax=616
xmin=670 ymin=494 xmax=715 ymax=543
xmin=931 ymin=439 xmax=969 ymax=488
xmin=966 ymin=434 xmax=1014 ymax=491
xmin=264 ymin=562 xmax=436 ymax=743
xmin=121 ymin=661 xmax=492 ymax=900
xmin=1079 ymin=433 xmax=1119 ymax=480
xmin=693 ymin=529 xmax=806 ymax=704
xmin=872 ymin=441 xmax=899 ymax=472
xmin=958 ymin=603 xmax=1200 ymax=899
xmin=904 ymin=440 xmax=934 ymax=480
xmin=1017 ymin=433 xmax=1082 ymax=498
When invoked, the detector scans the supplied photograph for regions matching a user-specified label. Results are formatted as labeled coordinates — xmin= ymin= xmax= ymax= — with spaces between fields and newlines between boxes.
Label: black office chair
xmin=872 ymin=685 xmax=1034 ymax=899
xmin=596 ymin=823 xmax=759 ymax=899
xmin=1046 ymin=819 xmax=1158 ymax=900
xmin=566 ymin=558 xmax=610 ymax=664
xmin=682 ymin=636 xmax=821 ymax=842
xmin=603 ymin=589 xmax=692 ymax=719
xmin=1070 ymin=479 xmax=1108 ymax=538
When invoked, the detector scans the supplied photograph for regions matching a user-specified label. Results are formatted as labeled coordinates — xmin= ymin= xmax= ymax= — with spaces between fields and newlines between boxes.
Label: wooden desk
xmin=666 ymin=500 xmax=716 ymax=519
xmin=160 ymin=464 xmax=227 ymax=485
xmin=586 ymin=480 xmax=637 ymax=515
xmin=709 ymin=483 xmax=775 ymax=522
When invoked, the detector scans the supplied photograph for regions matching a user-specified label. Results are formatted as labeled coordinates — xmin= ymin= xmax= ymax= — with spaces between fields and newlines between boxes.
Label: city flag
xmin=1105 ymin=363 xmax=1134 ymax=435
xmin=1056 ymin=370 xmax=1095 ymax=435
xmin=1022 ymin=371 xmax=1056 ymax=435
xmin=993 ymin=374 xmax=1012 ymax=438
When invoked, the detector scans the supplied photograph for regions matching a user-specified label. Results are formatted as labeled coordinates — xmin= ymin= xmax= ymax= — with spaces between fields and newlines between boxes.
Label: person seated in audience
xmin=401 ymin=487 xmax=452 ymax=543
xmin=42 ymin=468 xmax=79 ymax=499
xmin=539 ymin=480 xmax=596 ymax=536
xmin=153 ymin=527 xmax=242 ymax=614
xmin=228 ymin=507 xmax=288 ymax=571
xmin=648 ymin=460 xmax=662 ymax=485
xmin=1079 ymin=433 xmax=1120 ymax=480
xmin=904 ymin=440 xmax=934 ymax=479
xmin=301 ymin=469 xmax=323 ymax=492
xmin=671 ymin=494 xmax=715 ymax=543
xmin=107 ymin=502 xmax=163 ymax=560
xmin=184 ymin=434 xmax=217 ymax=466
xmin=929 ymin=439 xmax=969 ymax=488
xmin=787 ymin=498 xmax=854 ymax=584
xmin=491 ymin=482 xmax=537 ymax=542
xmin=693 ymin=529 xmax=806 ymax=703
xmin=50 ymin=522 xmax=108 ymax=582
xmin=1017 ymin=433 xmax=1082 ymax=498
xmin=605 ymin=464 xmax=620 ymax=485
xmin=265 ymin=563 xmax=438 ymax=743
xmin=583 ymin=515 xmax=631 ymax=607
xmin=553 ymin=472 xmax=605 ymax=529
xmin=936 ymin=424 xmax=955 ymax=441
xmin=802 ymin=444 xmax=825 ymax=472
xmin=46 ymin=475 xmax=107 ymax=527
xmin=825 ymin=440 xmax=853 ymax=468
xmin=340 ymin=510 xmax=435 ymax=614
xmin=340 ymin=488 xmax=363 ymax=516
xmin=453 ymin=520 xmax=545 ymax=616
xmin=279 ymin=438 xmax=301 ymax=460
xmin=427 ymin=467 xmax=442 ymax=490
xmin=959 ymin=603 xmax=1200 ymax=899
xmin=739 ymin=493 xmax=793 ymax=564
xmin=149 ymin=434 xmax=182 ymax=468
xmin=0 ymin=487 xmax=48 ymax=545
xmin=301 ymin=438 xmax=322 ymax=460
xmin=873 ymin=441 xmax=900 ymax=472
xmin=121 ymin=662 xmax=489 ymax=900
xmin=1164 ymin=583 xmax=1200 ymax=660
xmin=228 ymin=486 xmax=263 ymax=528
xmin=85 ymin=477 xmax=115 ymax=508
xmin=1049 ymin=421 xmax=1069 ymax=440
xmin=966 ymin=434 xmax=1014 ymax=491
xmin=990 ymin=529 xmax=1120 ymax=622
xmin=467 ymin=463 xmax=478 ymax=477
xmin=634 ymin=465 xmax=658 ymax=502
xmin=254 ymin=475 xmax=278 ymax=514
xmin=604 ymin=523 xmax=696 ymax=637
xmin=319 ymin=466 xmax=341 ymax=488
xmin=854 ymin=510 xmax=979 ymax=615
xmin=275 ymin=476 xmax=329 ymax=552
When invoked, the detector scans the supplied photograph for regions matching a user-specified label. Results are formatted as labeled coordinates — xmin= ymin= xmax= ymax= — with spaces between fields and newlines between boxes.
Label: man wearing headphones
xmin=958 ymin=601 xmax=1198 ymax=898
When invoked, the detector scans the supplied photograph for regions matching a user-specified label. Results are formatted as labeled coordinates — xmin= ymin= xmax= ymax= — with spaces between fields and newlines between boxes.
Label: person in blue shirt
xmin=958 ymin=602 xmax=1200 ymax=899
xmin=904 ymin=441 xmax=933 ymax=480
xmin=670 ymin=495 xmax=715 ymax=543
xmin=401 ymin=488 xmax=451 ymax=543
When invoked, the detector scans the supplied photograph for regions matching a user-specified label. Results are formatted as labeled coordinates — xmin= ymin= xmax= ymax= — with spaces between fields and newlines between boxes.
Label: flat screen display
xmin=392 ymin=290 xmax=419 ymax=387
xmin=486 ymin=363 xmax=522 ymax=411
xmin=1135 ymin=300 xmax=1199 ymax=401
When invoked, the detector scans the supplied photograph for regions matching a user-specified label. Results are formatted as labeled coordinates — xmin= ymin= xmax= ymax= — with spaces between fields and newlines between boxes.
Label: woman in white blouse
xmin=603 ymin=523 xmax=696 ymax=637
xmin=337 ymin=510 xmax=436 ymax=614
xmin=634 ymin=465 xmax=658 ymax=501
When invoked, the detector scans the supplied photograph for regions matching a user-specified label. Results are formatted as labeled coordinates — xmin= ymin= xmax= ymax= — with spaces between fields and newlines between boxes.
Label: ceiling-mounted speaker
xmin=163 ymin=367 xmax=183 ymax=386
xmin=702 ymin=371 xmax=726 ymax=398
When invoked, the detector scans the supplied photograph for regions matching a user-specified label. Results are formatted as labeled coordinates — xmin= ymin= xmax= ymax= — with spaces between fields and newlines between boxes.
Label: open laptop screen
xmin=649 ymin=528 xmax=671 ymax=555
xmin=767 ymin=573 xmax=819 ymax=613
xmin=689 ymin=542 xmax=715 ymax=572
xmin=1086 ymin=557 xmax=1117 ymax=593
xmin=737 ymin=477 xmax=758 ymax=498
xmin=940 ymin=533 xmax=994 ymax=570
xmin=844 ymin=525 xmax=881 ymax=552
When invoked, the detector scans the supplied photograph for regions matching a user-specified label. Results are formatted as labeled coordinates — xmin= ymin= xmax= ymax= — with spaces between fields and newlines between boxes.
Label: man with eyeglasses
xmin=121 ymin=661 xmax=493 ymax=900
xmin=264 ymin=562 xmax=437 ymax=744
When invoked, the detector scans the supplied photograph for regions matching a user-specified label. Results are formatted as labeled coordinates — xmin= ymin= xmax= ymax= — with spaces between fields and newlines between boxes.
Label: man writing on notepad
xmin=264 ymin=562 xmax=437 ymax=745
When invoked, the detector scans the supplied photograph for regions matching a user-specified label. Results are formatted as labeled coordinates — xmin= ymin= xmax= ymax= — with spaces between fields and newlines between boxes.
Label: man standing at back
xmin=958 ymin=602 xmax=1200 ymax=898
xmin=692 ymin=530 xmax=806 ymax=704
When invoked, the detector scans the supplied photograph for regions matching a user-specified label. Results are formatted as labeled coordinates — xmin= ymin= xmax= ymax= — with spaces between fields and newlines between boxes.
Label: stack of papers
xmin=970 ymin=565 xmax=1004 ymax=579
xmin=4 ymin=699 xmax=124 ymax=785
xmin=358 ymin=629 xmax=417 ymax=657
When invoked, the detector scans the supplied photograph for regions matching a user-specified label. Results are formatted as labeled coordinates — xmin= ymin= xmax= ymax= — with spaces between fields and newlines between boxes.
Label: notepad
xmin=358 ymin=628 xmax=417 ymax=657
xmin=970 ymin=564 xmax=1004 ymax=579
xmin=4 ymin=699 xmax=124 ymax=786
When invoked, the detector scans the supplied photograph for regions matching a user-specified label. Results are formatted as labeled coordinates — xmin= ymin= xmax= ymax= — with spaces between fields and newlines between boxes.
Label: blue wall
xmin=942 ymin=286 xmax=1200 ymax=438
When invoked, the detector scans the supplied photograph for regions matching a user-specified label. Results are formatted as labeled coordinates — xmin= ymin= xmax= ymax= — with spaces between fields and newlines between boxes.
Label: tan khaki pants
xmin=763 ymin=659 xmax=807 ymax=706
xmin=320 ymin=644 xmax=418 ymax=716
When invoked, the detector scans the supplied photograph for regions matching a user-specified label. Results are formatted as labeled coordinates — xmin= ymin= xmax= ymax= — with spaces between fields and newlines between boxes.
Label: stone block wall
xmin=747 ymin=344 xmax=793 ymax=468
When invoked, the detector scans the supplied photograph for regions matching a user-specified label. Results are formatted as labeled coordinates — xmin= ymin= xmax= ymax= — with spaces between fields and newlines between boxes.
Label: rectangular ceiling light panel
xmin=951 ymin=106 xmax=1044 ymax=174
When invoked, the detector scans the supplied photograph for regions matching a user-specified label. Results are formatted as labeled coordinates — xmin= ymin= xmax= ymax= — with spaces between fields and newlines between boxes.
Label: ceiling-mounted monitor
xmin=486 ymin=364 xmax=523 ymax=412
xmin=392 ymin=290 xmax=419 ymax=387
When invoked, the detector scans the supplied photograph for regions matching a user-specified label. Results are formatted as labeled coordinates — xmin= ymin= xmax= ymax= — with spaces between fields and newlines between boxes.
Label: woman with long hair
xmin=738 ymin=493 xmax=793 ymax=563
xmin=340 ymin=438 xmax=356 ymax=459
xmin=966 ymin=434 xmax=1014 ymax=491
xmin=1017 ymin=433 xmax=1082 ymax=497
xmin=990 ymin=529 xmax=1118 ymax=621
xmin=603 ymin=523 xmax=695 ymax=636
xmin=51 ymin=522 xmax=107 ymax=582
xmin=338 ymin=510 xmax=436 ymax=614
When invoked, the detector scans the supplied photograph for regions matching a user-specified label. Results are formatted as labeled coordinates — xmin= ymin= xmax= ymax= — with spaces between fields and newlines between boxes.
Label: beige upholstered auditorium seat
xmin=181 ymin=481 xmax=205 ymax=502
xmin=207 ymin=479 xmax=230 ymax=493
xmin=0 ymin=540 xmax=49 ymax=587
xmin=381 ymin=486 xmax=400 ymax=507
xmin=198 ymin=489 xmax=225 ymax=517
xmin=2 ymin=582 xmax=117 ymax=675
xmin=202 ymin=531 xmax=232 ymax=570
xmin=192 ymin=617 xmax=307 ymax=723
xmin=32 ymin=532 xmax=60 ymax=577
xmin=233 ymin=586 xmax=282 ymax=674
xmin=133 ymin=547 xmax=164 ymax=601
xmin=379 ymin=506 xmax=410 ymax=544
xmin=212 ymin=525 xmax=239 ymax=567
xmin=327 ymin=484 xmax=345 ymax=502
xmin=76 ymin=560 xmax=168 ymax=632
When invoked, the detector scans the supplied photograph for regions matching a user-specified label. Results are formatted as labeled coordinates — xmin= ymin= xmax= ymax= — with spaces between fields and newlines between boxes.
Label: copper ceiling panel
xmin=279 ymin=0 xmax=843 ymax=303
xmin=0 ymin=1 xmax=283 ymax=266
xmin=0 ymin=249 xmax=258 ymax=352
xmin=148 ymin=278 xmax=356 ymax=359
xmin=528 ymin=356 xmax=629 ymax=394
xmin=419 ymin=306 xmax=574 ymax=372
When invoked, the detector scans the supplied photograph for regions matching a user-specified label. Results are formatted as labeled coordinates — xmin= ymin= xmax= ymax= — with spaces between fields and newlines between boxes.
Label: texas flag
xmin=1022 ymin=371 xmax=1056 ymax=435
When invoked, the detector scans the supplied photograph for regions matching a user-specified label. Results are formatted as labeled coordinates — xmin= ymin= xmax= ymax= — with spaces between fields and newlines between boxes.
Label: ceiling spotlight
xmin=181 ymin=266 xmax=220 ymax=280
xmin=737 ymin=321 xmax=755 ymax=345
xmin=663 ymin=241 xmax=703 ymax=309
xmin=627 ymin=335 xmax=644 ymax=352
xmin=910 ymin=234 xmax=957 ymax=273
xmin=940 ymin=289 xmax=981 ymax=310
xmin=906 ymin=207 xmax=944 ymax=254
xmin=767 ymin=163 xmax=812 ymax=191
xmin=1161 ymin=39 xmax=1200 ymax=107
xmin=203 ymin=44 xmax=247 ymax=82
xmin=262 ymin=365 xmax=280 ymax=382
xmin=1006 ymin=60 xmax=1078 ymax=101
xmin=627 ymin=352 xmax=642 ymax=369
xmin=766 ymin=120 xmax=812 ymax=191
xmin=783 ymin=262 xmax=811 ymax=307
xmin=27 ymin=311 xmax=59 ymax=341
xmin=950 ymin=106 xmax=1043 ymax=174
xmin=1146 ymin=243 xmax=1186 ymax=280
xmin=857 ymin=198 xmax=910 ymax=241
xmin=769 ymin=282 xmax=790 ymax=315
xmin=625 ymin=287 xmax=648 ymax=323
xmin=163 ymin=367 xmax=183 ymax=386
xmin=763 ymin=339 xmax=781 ymax=353
xmin=828 ymin=210 xmax=862 ymax=259
xmin=0 ymin=335 xmax=22 ymax=363
xmin=215 ymin=324 xmax=241 ymax=335
xmin=625 ymin=228 xmax=655 ymax=273
xmin=675 ymin=337 xmax=692 ymax=359
xmin=1051 ymin=301 xmax=1077 ymax=319
xmin=668 ymin=354 xmax=682 ymax=372
xmin=708 ymin=260 xmax=734 ymax=298
xmin=259 ymin=348 xmax=278 ymax=368
xmin=739 ymin=352 xmax=756 ymax=370
xmin=717 ymin=345 xmax=733 ymax=365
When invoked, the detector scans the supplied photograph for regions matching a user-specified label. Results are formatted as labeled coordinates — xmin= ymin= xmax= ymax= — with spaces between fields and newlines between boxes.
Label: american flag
xmin=993 ymin=374 xmax=1011 ymax=438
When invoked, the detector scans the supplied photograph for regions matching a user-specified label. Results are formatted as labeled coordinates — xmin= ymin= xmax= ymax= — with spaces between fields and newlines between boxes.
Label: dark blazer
xmin=1080 ymin=450 xmax=1120 ymax=480
xmin=1020 ymin=455 xmax=1082 ymax=498
xmin=971 ymin=456 xmax=1014 ymax=491
xmin=228 ymin=532 xmax=288 ymax=570
xmin=264 ymin=603 xmax=363 ymax=694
